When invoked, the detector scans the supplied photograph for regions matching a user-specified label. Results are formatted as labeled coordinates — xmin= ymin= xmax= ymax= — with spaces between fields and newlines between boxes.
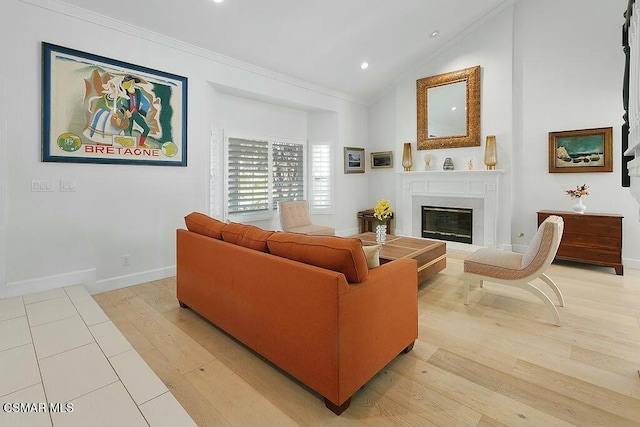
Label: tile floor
xmin=0 ymin=285 xmax=196 ymax=427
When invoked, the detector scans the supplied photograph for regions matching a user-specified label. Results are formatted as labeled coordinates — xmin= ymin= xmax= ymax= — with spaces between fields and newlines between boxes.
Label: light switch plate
xmin=31 ymin=180 xmax=54 ymax=192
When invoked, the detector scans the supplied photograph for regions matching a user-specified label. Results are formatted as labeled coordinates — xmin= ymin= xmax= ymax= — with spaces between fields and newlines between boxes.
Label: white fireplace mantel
xmin=395 ymin=170 xmax=503 ymax=247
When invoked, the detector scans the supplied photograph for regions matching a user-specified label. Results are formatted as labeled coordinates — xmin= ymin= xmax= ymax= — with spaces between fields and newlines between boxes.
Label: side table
xmin=357 ymin=209 xmax=393 ymax=234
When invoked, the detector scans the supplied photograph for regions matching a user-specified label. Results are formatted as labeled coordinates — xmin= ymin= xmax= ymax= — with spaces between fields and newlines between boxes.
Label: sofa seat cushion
xmin=221 ymin=222 xmax=274 ymax=253
xmin=267 ymin=233 xmax=368 ymax=283
xmin=185 ymin=212 xmax=226 ymax=240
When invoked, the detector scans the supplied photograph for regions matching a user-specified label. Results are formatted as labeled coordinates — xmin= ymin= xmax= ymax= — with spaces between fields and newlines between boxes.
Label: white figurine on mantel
xmin=424 ymin=154 xmax=432 ymax=170
xmin=466 ymin=159 xmax=473 ymax=170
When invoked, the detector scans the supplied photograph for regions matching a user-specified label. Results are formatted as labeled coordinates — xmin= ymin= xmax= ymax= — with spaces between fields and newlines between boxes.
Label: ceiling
xmin=61 ymin=0 xmax=510 ymax=103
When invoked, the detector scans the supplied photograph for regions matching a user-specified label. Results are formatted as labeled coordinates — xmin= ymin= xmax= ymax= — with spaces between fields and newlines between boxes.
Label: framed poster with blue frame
xmin=42 ymin=42 xmax=188 ymax=166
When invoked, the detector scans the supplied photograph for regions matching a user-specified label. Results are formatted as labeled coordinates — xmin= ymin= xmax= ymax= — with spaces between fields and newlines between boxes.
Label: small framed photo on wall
xmin=370 ymin=151 xmax=393 ymax=169
xmin=344 ymin=147 xmax=365 ymax=173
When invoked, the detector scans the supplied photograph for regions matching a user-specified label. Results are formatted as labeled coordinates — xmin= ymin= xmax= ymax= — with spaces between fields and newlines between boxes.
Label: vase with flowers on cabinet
xmin=566 ymin=184 xmax=589 ymax=214
xmin=373 ymin=199 xmax=393 ymax=244
xmin=571 ymin=197 xmax=587 ymax=214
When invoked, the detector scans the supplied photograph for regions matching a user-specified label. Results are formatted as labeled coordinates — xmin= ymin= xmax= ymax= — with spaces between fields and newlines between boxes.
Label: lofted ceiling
xmin=59 ymin=0 xmax=510 ymax=103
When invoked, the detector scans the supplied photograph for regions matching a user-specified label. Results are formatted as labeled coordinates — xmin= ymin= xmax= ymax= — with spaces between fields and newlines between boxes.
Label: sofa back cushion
xmin=267 ymin=233 xmax=369 ymax=283
xmin=184 ymin=212 xmax=226 ymax=240
xmin=221 ymin=222 xmax=274 ymax=253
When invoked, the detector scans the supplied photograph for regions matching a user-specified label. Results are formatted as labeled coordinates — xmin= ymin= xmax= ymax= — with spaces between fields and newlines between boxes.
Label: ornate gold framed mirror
xmin=417 ymin=65 xmax=481 ymax=149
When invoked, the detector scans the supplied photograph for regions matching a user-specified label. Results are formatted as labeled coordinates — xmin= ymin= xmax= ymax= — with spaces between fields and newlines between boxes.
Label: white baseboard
xmin=0 ymin=266 xmax=176 ymax=298
xmin=2 ymin=268 xmax=96 ymax=299
xmin=91 ymin=266 xmax=176 ymax=295
xmin=622 ymin=256 xmax=640 ymax=271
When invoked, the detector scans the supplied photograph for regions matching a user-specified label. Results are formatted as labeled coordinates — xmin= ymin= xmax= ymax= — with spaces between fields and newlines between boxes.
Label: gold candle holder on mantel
xmin=484 ymin=135 xmax=497 ymax=170
xmin=402 ymin=142 xmax=413 ymax=171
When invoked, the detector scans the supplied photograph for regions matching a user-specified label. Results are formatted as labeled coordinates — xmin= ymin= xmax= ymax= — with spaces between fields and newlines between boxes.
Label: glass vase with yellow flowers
xmin=373 ymin=199 xmax=393 ymax=244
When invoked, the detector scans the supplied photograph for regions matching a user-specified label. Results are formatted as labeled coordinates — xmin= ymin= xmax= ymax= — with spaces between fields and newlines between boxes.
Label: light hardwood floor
xmin=94 ymin=254 xmax=640 ymax=426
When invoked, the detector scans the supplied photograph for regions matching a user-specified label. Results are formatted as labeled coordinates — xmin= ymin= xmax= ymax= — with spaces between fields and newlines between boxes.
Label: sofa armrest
xmin=336 ymin=258 xmax=418 ymax=404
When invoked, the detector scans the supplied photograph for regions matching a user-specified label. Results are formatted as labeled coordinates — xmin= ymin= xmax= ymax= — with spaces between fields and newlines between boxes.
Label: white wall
xmin=334 ymin=102 xmax=371 ymax=236
xmin=512 ymin=0 xmax=637 ymax=266
xmin=368 ymin=5 xmax=514 ymax=248
xmin=0 ymin=76 xmax=6 ymax=290
xmin=0 ymin=0 xmax=369 ymax=297
xmin=1 ymin=0 xmax=635 ymax=298
xmin=367 ymin=89 xmax=397 ymax=213
xmin=367 ymin=0 xmax=639 ymax=268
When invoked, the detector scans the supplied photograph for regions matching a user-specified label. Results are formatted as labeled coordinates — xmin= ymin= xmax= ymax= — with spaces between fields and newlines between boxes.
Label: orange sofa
xmin=176 ymin=213 xmax=418 ymax=414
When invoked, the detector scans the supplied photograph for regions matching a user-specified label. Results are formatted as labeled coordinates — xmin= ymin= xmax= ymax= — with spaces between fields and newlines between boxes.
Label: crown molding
xmin=19 ymin=0 xmax=367 ymax=107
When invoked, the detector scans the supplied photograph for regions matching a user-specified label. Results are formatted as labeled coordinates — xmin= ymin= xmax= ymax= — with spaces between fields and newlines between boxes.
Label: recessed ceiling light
xmin=212 ymin=0 xmax=223 ymax=3
xmin=430 ymin=30 xmax=439 ymax=38
xmin=360 ymin=62 xmax=369 ymax=70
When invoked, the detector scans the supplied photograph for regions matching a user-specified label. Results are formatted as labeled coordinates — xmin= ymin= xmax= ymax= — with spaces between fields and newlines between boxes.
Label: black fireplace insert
xmin=422 ymin=206 xmax=472 ymax=244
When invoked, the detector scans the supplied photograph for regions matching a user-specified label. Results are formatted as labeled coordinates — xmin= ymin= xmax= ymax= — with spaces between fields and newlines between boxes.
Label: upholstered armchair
xmin=278 ymin=200 xmax=335 ymax=236
xmin=463 ymin=215 xmax=565 ymax=325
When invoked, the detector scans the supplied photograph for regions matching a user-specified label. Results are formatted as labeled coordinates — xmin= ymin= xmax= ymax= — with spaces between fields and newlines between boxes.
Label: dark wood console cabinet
xmin=537 ymin=211 xmax=623 ymax=275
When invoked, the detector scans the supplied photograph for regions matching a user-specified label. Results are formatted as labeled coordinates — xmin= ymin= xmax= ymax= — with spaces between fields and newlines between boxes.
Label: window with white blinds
xmin=309 ymin=142 xmax=333 ymax=214
xmin=226 ymin=136 xmax=306 ymax=217
xmin=227 ymin=137 xmax=269 ymax=215
xmin=272 ymin=142 xmax=305 ymax=209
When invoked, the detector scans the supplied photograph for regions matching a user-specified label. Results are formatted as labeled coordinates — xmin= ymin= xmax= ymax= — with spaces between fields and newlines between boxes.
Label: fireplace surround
xmin=396 ymin=170 xmax=503 ymax=248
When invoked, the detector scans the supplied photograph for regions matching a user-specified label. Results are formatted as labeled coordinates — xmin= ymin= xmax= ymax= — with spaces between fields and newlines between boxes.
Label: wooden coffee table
xmin=352 ymin=232 xmax=446 ymax=283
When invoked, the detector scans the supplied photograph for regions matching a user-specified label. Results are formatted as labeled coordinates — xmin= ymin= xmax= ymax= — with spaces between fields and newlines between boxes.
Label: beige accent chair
xmin=278 ymin=200 xmax=335 ymax=236
xmin=464 ymin=215 xmax=565 ymax=326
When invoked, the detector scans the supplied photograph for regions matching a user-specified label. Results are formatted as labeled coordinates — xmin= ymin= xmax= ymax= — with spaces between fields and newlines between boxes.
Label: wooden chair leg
xmin=463 ymin=275 xmax=483 ymax=304
xmin=522 ymin=282 xmax=561 ymax=326
xmin=540 ymin=273 xmax=565 ymax=307
xmin=325 ymin=397 xmax=351 ymax=415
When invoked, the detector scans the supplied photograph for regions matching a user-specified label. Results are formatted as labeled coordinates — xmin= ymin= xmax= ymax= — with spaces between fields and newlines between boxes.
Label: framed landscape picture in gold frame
xmin=370 ymin=151 xmax=393 ymax=169
xmin=548 ymin=127 xmax=613 ymax=173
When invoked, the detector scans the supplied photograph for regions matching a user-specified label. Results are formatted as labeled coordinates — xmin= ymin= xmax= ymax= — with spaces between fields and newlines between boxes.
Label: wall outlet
xmin=122 ymin=255 xmax=130 ymax=267
xmin=60 ymin=180 xmax=77 ymax=192
xmin=518 ymin=232 xmax=525 ymax=238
